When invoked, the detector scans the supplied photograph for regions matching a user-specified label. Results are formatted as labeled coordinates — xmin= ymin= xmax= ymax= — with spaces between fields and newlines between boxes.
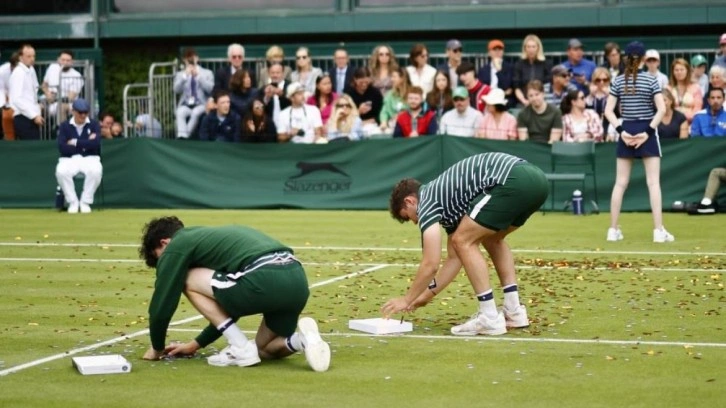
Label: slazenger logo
xmin=284 ymin=161 xmax=352 ymax=193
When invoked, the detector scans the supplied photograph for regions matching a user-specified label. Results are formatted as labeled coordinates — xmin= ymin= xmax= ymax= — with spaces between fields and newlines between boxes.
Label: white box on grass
xmin=348 ymin=318 xmax=413 ymax=335
xmin=72 ymin=355 xmax=132 ymax=375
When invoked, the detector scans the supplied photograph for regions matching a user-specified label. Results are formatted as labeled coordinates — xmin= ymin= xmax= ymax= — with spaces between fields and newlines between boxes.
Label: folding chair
xmin=543 ymin=141 xmax=599 ymax=213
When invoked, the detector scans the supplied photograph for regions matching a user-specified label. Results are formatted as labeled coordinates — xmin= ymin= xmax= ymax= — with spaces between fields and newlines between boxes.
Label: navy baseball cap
xmin=72 ymin=98 xmax=90 ymax=113
xmin=624 ymin=41 xmax=646 ymax=58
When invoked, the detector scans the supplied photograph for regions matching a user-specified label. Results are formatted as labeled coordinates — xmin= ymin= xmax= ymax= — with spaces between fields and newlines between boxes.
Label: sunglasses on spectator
xmin=336 ymin=104 xmax=351 ymax=108
xmin=451 ymin=48 xmax=462 ymax=53
xmin=296 ymin=55 xmax=308 ymax=60
xmin=594 ymin=78 xmax=609 ymax=83
xmin=453 ymin=97 xmax=467 ymax=102
xmin=231 ymin=55 xmax=243 ymax=59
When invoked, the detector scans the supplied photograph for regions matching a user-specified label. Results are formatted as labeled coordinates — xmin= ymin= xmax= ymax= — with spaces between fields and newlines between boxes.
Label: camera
xmin=270 ymin=82 xmax=279 ymax=88
xmin=296 ymin=129 xmax=305 ymax=136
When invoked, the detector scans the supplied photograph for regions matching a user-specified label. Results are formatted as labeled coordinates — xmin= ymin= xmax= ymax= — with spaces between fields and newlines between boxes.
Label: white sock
xmin=502 ymin=284 xmax=521 ymax=310
xmin=476 ymin=291 xmax=498 ymax=319
xmin=701 ymin=198 xmax=712 ymax=206
xmin=286 ymin=333 xmax=303 ymax=352
xmin=217 ymin=318 xmax=248 ymax=348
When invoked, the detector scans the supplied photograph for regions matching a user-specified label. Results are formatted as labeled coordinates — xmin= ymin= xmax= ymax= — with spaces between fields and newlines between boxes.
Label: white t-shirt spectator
xmin=277 ymin=105 xmax=323 ymax=144
xmin=43 ymin=63 xmax=84 ymax=98
xmin=439 ymin=106 xmax=484 ymax=137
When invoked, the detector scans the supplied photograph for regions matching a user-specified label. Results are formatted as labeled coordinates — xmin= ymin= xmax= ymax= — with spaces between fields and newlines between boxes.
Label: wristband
xmin=645 ymin=126 xmax=656 ymax=137
xmin=615 ymin=125 xmax=623 ymax=135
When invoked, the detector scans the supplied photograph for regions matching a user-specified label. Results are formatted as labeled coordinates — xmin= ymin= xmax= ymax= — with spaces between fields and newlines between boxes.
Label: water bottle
xmin=572 ymin=189 xmax=584 ymax=215
xmin=54 ymin=186 xmax=64 ymax=210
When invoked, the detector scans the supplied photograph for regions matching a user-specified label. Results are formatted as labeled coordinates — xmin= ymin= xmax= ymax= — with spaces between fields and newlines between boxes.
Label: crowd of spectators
xmin=1 ymin=33 xmax=725 ymax=143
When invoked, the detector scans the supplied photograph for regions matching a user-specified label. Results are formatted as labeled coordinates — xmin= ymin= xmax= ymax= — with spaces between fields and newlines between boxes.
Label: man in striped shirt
xmin=382 ymin=153 xmax=549 ymax=335
xmin=139 ymin=216 xmax=330 ymax=372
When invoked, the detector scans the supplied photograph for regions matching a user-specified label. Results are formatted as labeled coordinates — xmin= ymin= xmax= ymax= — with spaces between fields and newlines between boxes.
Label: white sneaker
xmin=606 ymin=227 xmax=623 ymax=241
xmin=67 ymin=202 xmax=79 ymax=214
xmin=653 ymin=227 xmax=675 ymax=243
xmin=298 ymin=317 xmax=330 ymax=372
xmin=451 ymin=312 xmax=506 ymax=336
xmin=502 ymin=305 xmax=530 ymax=328
xmin=206 ymin=343 xmax=261 ymax=367
xmin=80 ymin=203 xmax=92 ymax=214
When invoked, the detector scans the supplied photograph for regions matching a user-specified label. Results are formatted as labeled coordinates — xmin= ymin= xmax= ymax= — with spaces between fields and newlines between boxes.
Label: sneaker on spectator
xmin=80 ymin=202 xmax=92 ymax=214
xmin=696 ymin=203 xmax=716 ymax=214
xmin=298 ymin=317 xmax=330 ymax=372
xmin=606 ymin=227 xmax=623 ymax=241
xmin=653 ymin=227 xmax=675 ymax=243
xmin=207 ymin=343 xmax=261 ymax=367
xmin=67 ymin=202 xmax=80 ymax=214
xmin=501 ymin=305 xmax=530 ymax=328
xmin=451 ymin=312 xmax=506 ymax=336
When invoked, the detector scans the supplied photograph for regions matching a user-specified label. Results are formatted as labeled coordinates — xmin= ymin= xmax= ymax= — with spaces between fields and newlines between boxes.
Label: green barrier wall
xmin=1 ymin=137 xmax=724 ymax=211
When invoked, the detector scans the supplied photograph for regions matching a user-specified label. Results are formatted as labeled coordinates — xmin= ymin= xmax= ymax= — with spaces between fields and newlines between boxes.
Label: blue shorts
xmin=616 ymin=119 xmax=662 ymax=158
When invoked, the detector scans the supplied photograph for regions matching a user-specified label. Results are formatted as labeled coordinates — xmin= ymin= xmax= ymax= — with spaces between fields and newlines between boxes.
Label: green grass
xmin=0 ymin=209 xmax=723 ymax=407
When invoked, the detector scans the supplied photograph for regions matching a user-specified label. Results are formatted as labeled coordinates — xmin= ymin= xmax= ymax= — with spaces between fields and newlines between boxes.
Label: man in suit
xmin=477 ymin=39 xmax=515 ymax=108
xmin=210 ymin=43 xmax=254 ymax=110
xmin=437 ymin=39 xmax=464 ymax=88
xmin=328 ymin=48 xmax=354 ymax=96
xmin=260 ymin=62 xmax=291 ymax=128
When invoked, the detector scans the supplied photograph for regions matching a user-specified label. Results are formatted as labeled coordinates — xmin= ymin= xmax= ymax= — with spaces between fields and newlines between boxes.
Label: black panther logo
xmin=290 ymin=162 xmax=350 ymax=179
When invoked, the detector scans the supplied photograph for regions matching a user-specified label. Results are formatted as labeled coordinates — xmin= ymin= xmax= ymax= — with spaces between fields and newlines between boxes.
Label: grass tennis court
xmin=0 ymin=209 xmax=723 ymax=407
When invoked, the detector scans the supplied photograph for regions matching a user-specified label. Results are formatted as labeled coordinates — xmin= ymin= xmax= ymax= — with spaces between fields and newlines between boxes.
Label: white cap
xmin=482 ymin=88 xmax=508 ymax=106
xmin=286 ymin=82 xmax=305 ymax=99
xmin=644 ymin=49 xmax=660 ymax=61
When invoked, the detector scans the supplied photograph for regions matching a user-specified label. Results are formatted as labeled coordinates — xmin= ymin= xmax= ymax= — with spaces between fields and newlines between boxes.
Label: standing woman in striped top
xmin=604 ymin=41 xmax=674 ymax=243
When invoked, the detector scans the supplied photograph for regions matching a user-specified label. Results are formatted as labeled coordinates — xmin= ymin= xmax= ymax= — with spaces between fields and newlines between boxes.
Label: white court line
xmin=166 ymin=328 xmax=726 ymax=349
xmin=0 ymin=242 xmax=724 ymax=257
xmin=0 ymin=264 xmax=390 ymax=377
xmin=0 ymin=258 xmax=723 ymax=273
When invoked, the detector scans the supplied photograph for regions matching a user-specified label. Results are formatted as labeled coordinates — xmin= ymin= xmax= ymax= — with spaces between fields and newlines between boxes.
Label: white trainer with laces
xmin=298 ymin=317 xmax=331 ymax=372
xmin=450 ymin=312 xmax=506 ymax=336
xmin=606 ymin=227 xmax=623 ymax=241
xmin=80 ymin=202 xmax=92 ymax=213
xmin=653 ymin=227 xmax=675 ymax=243
xmin=207 ymin=343 xmax=261 ymax=367
xmin=67 ymin=202 xmax=80 ymax=214
xmin=502 ymin=305 xmax=530 ymax=329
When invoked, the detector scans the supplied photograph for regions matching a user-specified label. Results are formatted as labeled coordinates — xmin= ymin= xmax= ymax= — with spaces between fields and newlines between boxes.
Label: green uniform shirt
xmin=148 ymin=225 xmax=291 ymax=351
xmin=417 ymin=153 xmax=524 ymax=235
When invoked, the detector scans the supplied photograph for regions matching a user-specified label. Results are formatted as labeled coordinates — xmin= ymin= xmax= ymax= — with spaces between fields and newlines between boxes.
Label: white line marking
xmin=0 ymin=242 xmax=723 ymax=257
xmin=0 ymin=258 xmax=723 ymax=273
xmin=0 ymin=264 xmax=391 ymax=376
xmin=166 ymin=328 xmax=726 ymax=349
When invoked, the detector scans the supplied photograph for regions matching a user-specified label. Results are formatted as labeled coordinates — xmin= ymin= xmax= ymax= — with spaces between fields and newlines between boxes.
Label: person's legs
xmin=78 ymin=156 xmax=103 ymax=210
xmin=187 ymin=105 xmax=206 ymax=137
xmin=703 ymin=167 xmax=726 ymax=203
xmin=608 ymin=158 xmax=632 ymax=238
xmin=642 ymin=156 xmax=664 ymax=229
xmin=2 ymin=108 xmax=15 ymax=140
xmin=175 ymin=105 xmax=192 ymax=138
xmin=255 ymin=318 xmax=293 ymax=360
xmin=13 ymin=115 xmax=40 ymax=140
xmin=55 ymin=157 xmax=81 ymax=212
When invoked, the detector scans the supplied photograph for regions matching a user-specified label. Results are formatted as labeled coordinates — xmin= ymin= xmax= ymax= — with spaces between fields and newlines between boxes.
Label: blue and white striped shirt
xmin=610 ymin=71 xmax=661 ymax=120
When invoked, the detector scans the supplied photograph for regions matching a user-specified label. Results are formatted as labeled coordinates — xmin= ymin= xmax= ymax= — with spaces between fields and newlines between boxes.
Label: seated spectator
xmin=426 ymin=70 xmax=454 ymax=122
xmin=517 ymin=80 xmax=563 ymax=143
xmin=199 ymin=91 xmax=241 ymax=142
xmin=260 ymin=62 xmax=291 ymax=128
xmin=0 ymin=52 xmax=19 ymax=140
xmin=229 ymin=69 xmax=259 ymax=118
xmin=658 ymin=88 xmax=688 ymax=139
xmin=562 ymin=39 xmax=596 ymax=94
xmin=601 ymin=42 xmax=624 ymax=78
xmin=290 ymin=47 xmax=322 ymax=99
xmin=42 ymin=49 xmax=84 ymax=118
xmin=585 ymin=67 xmax=616 ymax=132
xmin=691 ymin=88 xmax=726 ymax=137
xmin=98 ymin=112 xmax=115 ymax=139
xmin=545 ymin=65 xmax=578 ymax=107
xmin=477 ymin=88 xmax=517 ymax=140
xmin=691 ymin=167 xmax=725 ymax=214
xmin=457 ymin=61 xmax=490 ymax=113
xmin=327 ymin=94 xmax=363 ymax=142
xmin=329 ymin=48 xmax=355 ymax=96
xmin=241 ymin=99 xmax=277 ymax=143
xmin=379 ymin=67 xmax=410 ymax=133
xmin=644 ymin=50 xmax=669 ymax=90
xmin=393 ymin=86 xmax=437 ymax=138
xmin=703 ymin=65 xmax=726 ymax=110
xmin=715 ymin=33 xmax=726 ymax=68
xmin=133 ymin=110 xmax=162 ymax=138
xmin=369 ymin=45 xmax=398 ymax=95
xmin=277 ymin=82 xmax=324 ymax=144
xmin=478 ymin=39 xmax=515 ymax=107
xmin=306 ymin=73 xmax=337 ymax=126
xmin=436 ymin=39 xmax=464 ymax=88
xmin=258 ymin=45 xmax=292 ymax=88
xmin=667 ymin=58 xmax=703 ymax=123
xmin=438 ymin=86 xmax=482 ymax=137
xmin=55 ymin=98 xmax=102 ymax=214
xmin=111 ymin=121 xmax=123 ymax=138
xmin=211 ymin=43 xmax=251 ymax=110
xmin=691 ymin=54 xmax=709 ymax=97
xmin=174 ymin=48 xmax=214 ymax=139
xmin=344 ymin=67 xmax=383 ymax=136
xmin=406 ymin=44 xmax=436 ymax=96
xmin=560 ymin=89 xmax=603 ymax=142
xmin=513 ymin=34 xmax=553 ymax=106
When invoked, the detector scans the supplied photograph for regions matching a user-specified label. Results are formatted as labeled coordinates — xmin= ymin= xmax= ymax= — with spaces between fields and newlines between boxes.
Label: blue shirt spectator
xmin=690 ymin=88 xmax=726 ymax=137
xmin=562 ymin=39 xmax=597 ymax=94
